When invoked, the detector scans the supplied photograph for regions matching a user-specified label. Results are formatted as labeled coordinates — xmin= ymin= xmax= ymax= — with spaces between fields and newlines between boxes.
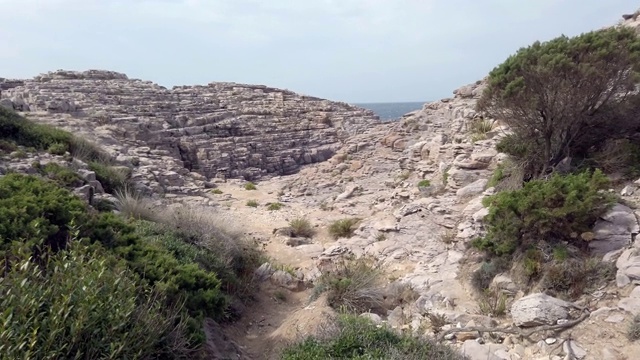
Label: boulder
xmin=511 ymin=293 xmax=572 ymax=327
xmin=456 ymin=179 xmax=488 ymax=199
xmin=589 ymin=203 xmax=639 ymax=255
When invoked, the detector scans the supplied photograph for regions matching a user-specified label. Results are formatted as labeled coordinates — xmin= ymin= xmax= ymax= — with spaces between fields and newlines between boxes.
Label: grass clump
xmin=328 ymin=218 xmax=360 ymax=240
xmin=246 ymin=199 xmax=259 ymax=207
xmin=314 ymin=256 xmax=384 ymax=314
xmin=114 ymin=188 xmax=157 ymax=221
xmin=244 ymin=182 xmax=257 ymax=190
xmin=540 ymin=257 xmax=616 ymax=300
xmin=0 ymin=139 xmax=17 ymax=153
xmin=289 ymin=218 xmax=315 ymax=238
xmin=211 ymin=188 xmax=223 ymax=194
xmin=267 ymin=202 xmax=284 ymax=211
xmin=89 ymin=162 xmax=130 ymax=193
xmin=281 ymin=315 xmax=466 ymax=360
xmin=628 ymin=314 xmax=640 ymax=341
xmin=47 ymin=142 xmax=68 ymax=155
xmin=478 ymin=288 xmax=508 ymax=317
xmin=417 ymin=179 xmax=431 ymax=188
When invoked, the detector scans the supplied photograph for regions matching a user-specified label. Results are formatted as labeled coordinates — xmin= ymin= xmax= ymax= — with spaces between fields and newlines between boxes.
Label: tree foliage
xmin=478 ymin=27 xmax=640 ymax=179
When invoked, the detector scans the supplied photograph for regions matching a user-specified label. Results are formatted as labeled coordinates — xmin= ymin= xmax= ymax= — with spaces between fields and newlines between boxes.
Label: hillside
xmin=3 ymin=8 xmax=640 ymax=360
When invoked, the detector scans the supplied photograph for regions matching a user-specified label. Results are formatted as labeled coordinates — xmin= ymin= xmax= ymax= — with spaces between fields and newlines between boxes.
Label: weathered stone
xmin=511 ymin=293 xmax=572 ymax=327
xmin=456 ymin=178 xmax=488 ymax=199
xmin=270 ymin=270 xmax=304 ymax=291
xmin=590 ymin=203 xmax=639 ymax=255
xmin=616 ymin=249 xmax=640 ymax=287
xmin=563 ymin=340 xmax=587 ymax=360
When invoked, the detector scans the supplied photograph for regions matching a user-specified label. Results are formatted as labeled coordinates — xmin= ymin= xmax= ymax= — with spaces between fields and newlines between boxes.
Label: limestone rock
xmin=590 ymin=203 xmax=639 ymax=255
xmin=511 ymin=293 xmax=572 ymax=327
xmin=616 ymin=249 xmax=640 ymax=287
xmin=456 ymin=178 xmax=488 ymax=199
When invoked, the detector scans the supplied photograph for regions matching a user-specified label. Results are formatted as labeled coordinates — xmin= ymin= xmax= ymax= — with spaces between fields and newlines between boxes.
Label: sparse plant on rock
xmin=314 ymin=256 xmax=385 ymax=314
xmin=244 ymin=182 xmax=257 ymax=190
xmin=267 ymin=202 xmax=284 ymax=211
xmin=246 ymin=199 xmax=259 ymax=207
xmin=211 ymin=188 xmax=223 ymax=194
xmin=114 ymin=187 xmax=157 ymax=221
xmin=328 ymin=218 xmax=361 ymax=239
xmin=417 ymin=179 xmax=431 ymax=188
xmin=477 ymin=288 xmax=508 ymax=317
xmin=89 ymin=162 xmax=130 ymax=193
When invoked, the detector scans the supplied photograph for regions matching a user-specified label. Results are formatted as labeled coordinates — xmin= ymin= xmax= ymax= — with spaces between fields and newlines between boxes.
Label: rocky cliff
xmin=0 ymin=70 xmax=380 ymax=194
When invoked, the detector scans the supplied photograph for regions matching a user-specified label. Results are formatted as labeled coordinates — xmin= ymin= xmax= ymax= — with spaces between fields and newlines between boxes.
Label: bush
xmin=471 ymin=259 xmax=508 ymax=292
xmin=478 ymin=27 xmax=640 ymax=179
xmin=246 ymin=199 xmax=259 ymax=207
xmin=0 ymin=173 xmax=87 ymax=252
xmin=0 ymin=243 xmax=194 ymax=359
xmin=0 ymin=107 xmax=73 ymax=151
xmin=244 ymin=182 xmax=257 ymax=190
xmin=328 ymin=218 xmax=360 ymax=239
xmin=281 ymin=315 xmax=466 ymax=360
xmin=47 ymin=142 xmax=68 ymax=155
xmin=472 ymin=170 xmax=613 ymax=257
xmin=0 ymin=139 xmax=17 ymax=153
xmin=314 ymin=256 xmax=385 ymax=314
xmin=89 ymin=161 xmax=130 ymax=193
xmin=289 ymin=218 xmax=315 ymax=238
xmin=477 ymin=288 xmax=508 ymax=317
xmin=211 ymin=188 xmax=223 ymax=194
xmin=38 ymin=162 xmax=86 ymax=188
xmin=85 ymin=213 xmax=227 ymax=321
xmin=541 ymin=257 xmax=616 ymax=300
xmin=417 ymin=179 xmax=431 ymax=188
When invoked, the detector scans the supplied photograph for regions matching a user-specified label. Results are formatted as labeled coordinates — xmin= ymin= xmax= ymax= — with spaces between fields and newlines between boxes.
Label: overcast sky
xmin=0 ymin=0 xmax=634 ymax=103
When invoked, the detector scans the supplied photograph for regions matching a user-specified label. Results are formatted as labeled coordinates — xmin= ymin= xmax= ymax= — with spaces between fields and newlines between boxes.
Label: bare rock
xmin=460 ymin=340 xmax=505 ymax=360
xmin=456 ymin=179 xmax=488 ymax=199
xmin=616 ymin=249 xmax=640 ymax=287
xmin=270 ymin=270 xmax=304 ymax=291
xmin=511 ymin=293 xmax=572 ymax=327
xmin=590 ymin=203 xmax=639 ymax=255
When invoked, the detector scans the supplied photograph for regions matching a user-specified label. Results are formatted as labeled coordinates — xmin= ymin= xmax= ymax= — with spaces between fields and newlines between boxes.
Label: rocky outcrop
xmin=510 ymin=293 xmax=573 ymax=327
xmin=0 ymin=70 xmax=380 ymax=190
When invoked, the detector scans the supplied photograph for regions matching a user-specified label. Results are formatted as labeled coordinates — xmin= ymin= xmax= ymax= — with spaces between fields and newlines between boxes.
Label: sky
xmin=0 ymin=0 xmax=635 ymax=103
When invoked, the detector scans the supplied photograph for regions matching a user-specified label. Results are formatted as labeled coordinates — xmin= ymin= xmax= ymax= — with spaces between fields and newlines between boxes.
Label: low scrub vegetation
xmin=281 ymin=315 xmax=466 ymax=360
xmin=267 ymin=202 xmax=284 ymax=210
xmin=628 ymin=314 xmax=640 ymax=342
xmin=313 ymin=256 xmax=385 ymax=314
xmin=246 ymin=199 xmax=259 ymax=207
xmin=417 ymin=179 xmax=431 ymax=188
xmin=244 ymin=182 xmax=257 ymax=190
xmin=328 ymin=218 xmax=360 ymax=239
xmin=89 ymin=162 xmax=130 ymax=194
xmin=0 ymin=172 xmax=261 ymax=356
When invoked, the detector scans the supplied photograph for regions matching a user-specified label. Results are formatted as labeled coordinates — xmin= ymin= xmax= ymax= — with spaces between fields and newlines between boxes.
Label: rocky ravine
xmin=3 ymin=10 xmax=640 ymax=360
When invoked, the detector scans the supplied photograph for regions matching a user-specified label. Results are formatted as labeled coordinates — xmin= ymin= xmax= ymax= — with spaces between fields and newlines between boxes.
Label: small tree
xmin=478 ymin=27 xmax=640 ymax=179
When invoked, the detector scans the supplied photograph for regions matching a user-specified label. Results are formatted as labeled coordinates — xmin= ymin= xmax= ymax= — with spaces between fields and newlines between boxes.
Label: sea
xmin=354 ymin=102 xmax=424 ymax=122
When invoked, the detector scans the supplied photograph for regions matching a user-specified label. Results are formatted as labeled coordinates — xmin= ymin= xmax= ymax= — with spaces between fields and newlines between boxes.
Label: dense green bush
xmin=36 ymin=162 xmax=86 ymax=188
xmin=85 ymin=213 xmax=227 ymax=320
xmin=281 ymin=315 xmax=466 ymax=360
xmin=0 ymin=243 xmax=193 ymax=360
xmin=472 ymin=170 xmax=613 ymax=257
xmin=478 ymin=27 xmax=640 ymax=179
xmin=0 ymin=173 xmax=87 ymax=252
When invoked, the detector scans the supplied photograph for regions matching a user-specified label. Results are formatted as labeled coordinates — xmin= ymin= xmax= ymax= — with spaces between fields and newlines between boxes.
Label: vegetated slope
xmin=0 ymin=107 xmax=262 ymax=359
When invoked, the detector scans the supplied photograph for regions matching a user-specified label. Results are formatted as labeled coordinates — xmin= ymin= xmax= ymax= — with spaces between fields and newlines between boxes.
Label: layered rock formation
xmin=0 ymin=70 xmax=380 ymax=193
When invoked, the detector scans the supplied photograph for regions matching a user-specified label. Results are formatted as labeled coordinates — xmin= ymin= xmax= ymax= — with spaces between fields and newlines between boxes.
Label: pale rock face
xmin=590 ymin=203 xmax=639 ymax=255
xmin=511 ymin=293 xmax=572 ymax=327
xmin=0 ymin=69 xmax=380 ymax=193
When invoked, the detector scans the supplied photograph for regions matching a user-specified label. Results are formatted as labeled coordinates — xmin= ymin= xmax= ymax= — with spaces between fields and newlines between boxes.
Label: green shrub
xmin=39 ymin=162 xmax=86 ymax=188
xmin=328 ymin=218 xmax=360 ymax=239
xmin=477 ymin=288 xmax=508 ymax=317
xmin=0 ymin=139 xmax=17 ymax=153
xmin=281 ymin=315 xmax=465 ymax=360
xmin=267 ymin=202 xmax=284 ymax=210
xmin=246 ymin=199 xmax=259 ymax=207
xmin=0 ymin=107 xmax=73 ymax=151
xmin=472 ymin=170 xmax=613 ymax=257
xmin=417 ymin=179 xmax=431 ymax=188
xmin=471 ymin=259 xmax=508 ymax=292
xmin=47 ymin=142 xmax=68 ymax=155
xmin=85 ymin=213 xmax=227 ymax=321
xmin=89 ymin=162 xmax=130 ymax=193
xmin=0 ymin=173 xmax=87 ymax=252
xmin=478 ymin=27 xmax=640 ymax=179
xmin=314 ymin=256 xmax=384 ymax=314
xmin=289 ymin=218 xmax=315 ymax=238
xmin=0 ymin=243 xmax=193 ymax=359
xmin=244 ymin=182 xmax=257 ymax=190
xmin=211 ymin=188 xmax=223 ymax=194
